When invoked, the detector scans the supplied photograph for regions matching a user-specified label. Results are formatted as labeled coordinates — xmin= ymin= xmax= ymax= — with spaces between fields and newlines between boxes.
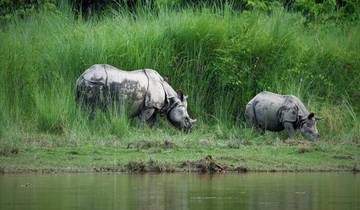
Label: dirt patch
xmin=227 ymin=140 xmax=252 ymax=148
xmin=180 ymin=155 xmax=226 ymax=173
xmin=147 ymin=159 xmax=175 ymax=173
xmin=123 ymin=160 xmax=176 ymax=173
xmin=0 ymin=147 xmax=19 ymax=156
xmin=227 ymin=142 xmax=240 ymax=149
xmin=333 ymin=153 xmax=354 ymax=160
xmin=127 ymin=140 xmax=159 ymax=150
xmin=184 ymin=155 xmax=249 ymax=173
xmin=94 ymin=167 xmax=125 ymax=172
xmin=218 ymin=156 xmax=244 ymax=162
xmin=199 ymin=139 xmax=215 ymax=147
xmin=284 ymin=139 xmax=311 ymax=146
xmin=297 ymin=145 xmax=314 ymax=154
xmin=67 ymin=151 xmax=79 ymax=155
xmin=126 ymin=161 xmax=146 ymax=172
xmin=126 ymin=140 xmax=177 ymax=151
xmin=235 ymin=166 xmax=248 ymax=173
xmin=162 ymin=140 xmax=177 ymax=149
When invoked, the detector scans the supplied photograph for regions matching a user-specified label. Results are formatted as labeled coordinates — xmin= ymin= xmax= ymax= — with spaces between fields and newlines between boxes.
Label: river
xmin=0 ymin=173 xmax=359 ymax=210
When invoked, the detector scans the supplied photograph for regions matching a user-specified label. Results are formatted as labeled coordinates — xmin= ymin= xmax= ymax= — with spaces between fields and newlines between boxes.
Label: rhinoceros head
xmin=167 ymin=91 xmax=196 ymax=132
xmin=300 ymin=113 xmax=320 ymax=142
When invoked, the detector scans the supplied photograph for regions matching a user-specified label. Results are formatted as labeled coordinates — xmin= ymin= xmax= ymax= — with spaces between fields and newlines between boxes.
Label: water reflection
xmin=0 ymin=173 xmax=359 ymax=210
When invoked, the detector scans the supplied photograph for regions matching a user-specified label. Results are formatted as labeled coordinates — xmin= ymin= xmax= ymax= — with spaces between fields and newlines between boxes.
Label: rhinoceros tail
xmin=75 ymin=76 xmax=84 ymax=105
xmin=252 ymin=101 xmax=260 ymax=127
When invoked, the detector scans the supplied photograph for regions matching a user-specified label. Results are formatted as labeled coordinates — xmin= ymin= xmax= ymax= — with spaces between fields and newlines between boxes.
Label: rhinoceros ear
xmin=163 ymin=76 xmax=170 ymax=83
xmin=177 ymin=90 xmax=185 ymax=101
xmin=308 ymin=113 xmax=315 ymax=119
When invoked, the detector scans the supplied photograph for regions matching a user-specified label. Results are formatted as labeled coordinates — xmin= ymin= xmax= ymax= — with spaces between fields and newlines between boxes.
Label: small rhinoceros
xmin=75 ymin=64 xmax=196 ymax=131
xmin=245 ymin=91 xmax=320 ymax=141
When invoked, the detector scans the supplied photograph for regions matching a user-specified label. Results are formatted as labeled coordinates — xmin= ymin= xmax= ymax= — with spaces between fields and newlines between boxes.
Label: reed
xmin=0 ymin=5 xmax=359 ymax=143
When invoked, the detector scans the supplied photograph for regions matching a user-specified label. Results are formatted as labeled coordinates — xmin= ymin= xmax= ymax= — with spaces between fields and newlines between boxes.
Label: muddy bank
xmin=1 ymin=155 xmax=359 ymax=175
xmin=1 ymin=137 xmax=359 ymax=175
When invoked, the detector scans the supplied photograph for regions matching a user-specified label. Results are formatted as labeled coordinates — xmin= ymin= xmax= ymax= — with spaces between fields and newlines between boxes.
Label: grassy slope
xmin=1 ymin=6 xmax=360 ymax=173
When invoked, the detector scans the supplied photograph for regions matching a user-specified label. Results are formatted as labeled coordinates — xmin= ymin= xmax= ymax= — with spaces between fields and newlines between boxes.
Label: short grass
xmin=1 ymin=126 xmax=359 ymax=173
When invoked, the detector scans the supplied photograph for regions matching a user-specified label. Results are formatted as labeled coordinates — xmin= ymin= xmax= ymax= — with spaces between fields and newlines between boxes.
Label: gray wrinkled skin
xmin=75 ymin=64 xmax=196 ymax=131
xmin=245 ymin=91 xmax=320 ymax=141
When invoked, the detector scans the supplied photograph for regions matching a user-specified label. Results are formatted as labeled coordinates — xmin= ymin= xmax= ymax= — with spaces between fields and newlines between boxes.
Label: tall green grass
xmin=0 ymin=5 xmax=359 ymax=143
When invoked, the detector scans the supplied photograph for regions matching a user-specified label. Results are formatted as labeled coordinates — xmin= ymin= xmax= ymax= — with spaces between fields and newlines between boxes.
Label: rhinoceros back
xmin=75 ymin=65 xmax=108 ymax=107
xmin=245 ymin=91 xmax=310 ymax=131
xmin=245 ymin=91 xmax=286 ymax=131
xmin=75 ymin=64 xmax=150 ymax=115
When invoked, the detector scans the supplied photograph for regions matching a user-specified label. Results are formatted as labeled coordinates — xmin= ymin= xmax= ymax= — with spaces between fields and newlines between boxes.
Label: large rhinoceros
xmin=245 ymin=91 xmax=320 ymax=141
xmin=75 ymin=64 xmax=196 ymax=131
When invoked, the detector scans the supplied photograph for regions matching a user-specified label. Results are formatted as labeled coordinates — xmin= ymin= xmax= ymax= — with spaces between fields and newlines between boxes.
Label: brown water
xmin=0 ymin=173 xmax=359 ymax=210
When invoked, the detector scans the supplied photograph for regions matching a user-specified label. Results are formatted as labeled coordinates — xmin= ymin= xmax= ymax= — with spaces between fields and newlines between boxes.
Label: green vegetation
xmin=0 ymin=2 xmax=359 ymax=173
xmin=1 ymin=131 xmax=359 ymax=173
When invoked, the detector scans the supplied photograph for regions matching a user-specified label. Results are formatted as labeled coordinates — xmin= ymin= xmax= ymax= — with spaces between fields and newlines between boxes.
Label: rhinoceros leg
xmin=245 ymin=101 xmax=266 ymax=134
xmin=148 ymin=113 xmax=157 ymax=128
xmin=138 ymin=108 xmax=155 ymax=127
xmin=283 ymin=122 xmax=295 ymax=139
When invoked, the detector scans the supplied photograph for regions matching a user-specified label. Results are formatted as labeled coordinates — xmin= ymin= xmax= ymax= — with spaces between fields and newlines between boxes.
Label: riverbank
xmin=1 ymin=131 xmax=359 ymax=174
xmin=1 ymin=4 xmax=360 ymax=175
